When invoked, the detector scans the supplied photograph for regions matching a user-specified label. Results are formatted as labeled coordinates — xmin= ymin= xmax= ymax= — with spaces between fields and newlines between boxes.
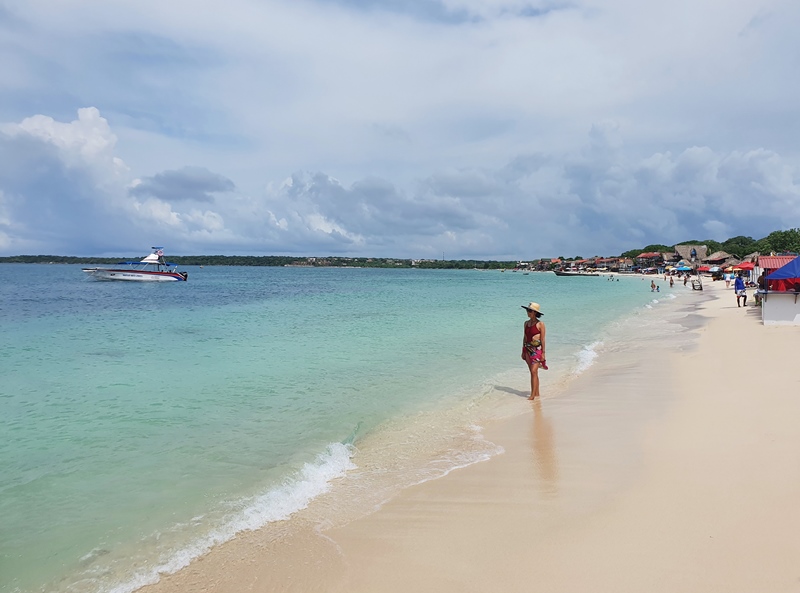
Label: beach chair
xmin=691 ymin=278 xmax=703 ymax=290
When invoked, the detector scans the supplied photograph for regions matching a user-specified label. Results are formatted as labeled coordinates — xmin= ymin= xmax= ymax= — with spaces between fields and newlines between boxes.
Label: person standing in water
xmin=521 ymin=302 xmax=547 ymax=400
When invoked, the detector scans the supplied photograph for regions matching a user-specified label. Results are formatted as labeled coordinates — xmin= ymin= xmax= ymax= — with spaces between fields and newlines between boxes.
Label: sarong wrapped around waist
xmin=524 ymin=338 xmax=541 ymax=354
xmin=524 ymin=340 xmax=547 ymax=368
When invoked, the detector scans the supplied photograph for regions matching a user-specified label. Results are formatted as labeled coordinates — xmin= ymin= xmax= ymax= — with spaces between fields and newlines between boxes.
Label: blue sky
xmin=1 ymin=0 xmax=799 ymax=258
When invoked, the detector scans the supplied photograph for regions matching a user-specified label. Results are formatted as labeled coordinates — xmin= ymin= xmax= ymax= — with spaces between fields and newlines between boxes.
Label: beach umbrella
xmin=676 ymin=266 xmax=691 ymax=271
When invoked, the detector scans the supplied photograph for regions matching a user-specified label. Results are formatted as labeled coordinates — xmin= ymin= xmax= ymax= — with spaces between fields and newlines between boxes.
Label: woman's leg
xmin=528 ymin=362 xmax=541 ymax=400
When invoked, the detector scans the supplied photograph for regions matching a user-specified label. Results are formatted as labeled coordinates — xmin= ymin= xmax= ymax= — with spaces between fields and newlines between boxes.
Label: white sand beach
xmin=141 ymin=279 xmax=800 ymax=593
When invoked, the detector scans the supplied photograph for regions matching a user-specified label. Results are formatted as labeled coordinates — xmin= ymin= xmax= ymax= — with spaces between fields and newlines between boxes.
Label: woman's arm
xmin=522 ymin=321 xmax=528 ymax=359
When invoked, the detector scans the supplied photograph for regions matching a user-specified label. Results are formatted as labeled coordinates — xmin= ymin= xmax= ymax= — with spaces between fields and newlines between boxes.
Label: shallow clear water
xmin=0 ymin=265 xmax=679 ymax=593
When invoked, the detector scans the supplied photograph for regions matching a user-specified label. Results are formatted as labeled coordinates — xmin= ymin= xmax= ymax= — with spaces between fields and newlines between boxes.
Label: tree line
xmin=0 ymin=254 xmax=519 ymax=269
xmin=1 ymin=228 xmax=798 ymax=267
xmin=620 ymin=228 xmax=800 ymax=260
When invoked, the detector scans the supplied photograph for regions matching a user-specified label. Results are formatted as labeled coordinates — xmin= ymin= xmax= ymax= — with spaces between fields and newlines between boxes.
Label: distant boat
xmin=82 ymin=247 xmax=188 ymax=282
xmin=553 ymin=270 xmax=599 ymax=277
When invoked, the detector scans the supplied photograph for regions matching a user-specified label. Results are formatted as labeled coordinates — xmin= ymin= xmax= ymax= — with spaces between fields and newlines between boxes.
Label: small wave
xmin=107 ymin=442 xmax=356 ymax=593
xmin=574 ymin=341 xmax=603 ymax=374
xmin=414 ymin=424 xmax=504 ymax=485
xmin=79 ymin=547 xmax=111 ymax=566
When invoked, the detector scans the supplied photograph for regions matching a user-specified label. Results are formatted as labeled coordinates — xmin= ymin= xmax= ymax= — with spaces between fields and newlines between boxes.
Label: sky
xmin=1 ymin=0 xmax=799 ymax=259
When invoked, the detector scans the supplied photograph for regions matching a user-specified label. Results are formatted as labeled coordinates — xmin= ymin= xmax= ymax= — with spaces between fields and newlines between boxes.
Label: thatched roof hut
xmin=705 ymin=250 xmax=733 ymax=263
xmin=674 ymin=244 xmax=708 ymax=265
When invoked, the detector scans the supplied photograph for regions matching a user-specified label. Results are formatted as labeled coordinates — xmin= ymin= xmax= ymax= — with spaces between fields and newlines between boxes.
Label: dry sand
xmin=142 ymin=280 xmax=800 ymax=593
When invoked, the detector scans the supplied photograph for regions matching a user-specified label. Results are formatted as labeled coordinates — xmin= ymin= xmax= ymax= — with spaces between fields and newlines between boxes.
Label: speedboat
xmin=82 ymin=248 xmax=188 ymax=282
xmin=553 ymin=270 xmax=600 ymax=277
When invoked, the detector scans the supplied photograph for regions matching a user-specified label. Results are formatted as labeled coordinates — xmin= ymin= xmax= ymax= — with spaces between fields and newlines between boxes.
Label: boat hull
xmin=82 ymin=268 xmax=187 ymax=282
xmin=553 ymin=271 xmax=600 ymax=277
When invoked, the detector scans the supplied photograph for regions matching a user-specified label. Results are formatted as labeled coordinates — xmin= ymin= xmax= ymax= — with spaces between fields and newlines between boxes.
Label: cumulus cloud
xmin=2 ymin=0 xmax=800 ymax=257
xmin=0 ymin=109 xmax=133 ymax=254
xmin=0 ymin=109 xmax=236 ymax=254
xmin=2 ymin=106 xmax=800 ymax=258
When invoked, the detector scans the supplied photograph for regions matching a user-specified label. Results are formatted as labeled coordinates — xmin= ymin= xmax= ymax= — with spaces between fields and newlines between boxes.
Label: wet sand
xmin=141 ymin=280 xmax=800 ymax=593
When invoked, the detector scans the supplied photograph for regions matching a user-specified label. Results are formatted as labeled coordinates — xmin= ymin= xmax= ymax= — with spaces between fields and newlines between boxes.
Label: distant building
xmin=674 ymin=244 xmax=708 ymax=268
xmin=635 ymin=251 xmax=664 ymax=268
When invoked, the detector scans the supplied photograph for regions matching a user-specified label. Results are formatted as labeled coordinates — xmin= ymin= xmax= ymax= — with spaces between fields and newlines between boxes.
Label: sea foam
xmin=107 ymin=443 xmax=355 ymax=593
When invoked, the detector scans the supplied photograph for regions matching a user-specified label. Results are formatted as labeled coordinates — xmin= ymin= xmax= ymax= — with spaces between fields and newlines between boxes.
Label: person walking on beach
xmin=521 ymin=302 xmax=547 ymax=400
xmin=734 ymin=273 xmax=747 ymax=307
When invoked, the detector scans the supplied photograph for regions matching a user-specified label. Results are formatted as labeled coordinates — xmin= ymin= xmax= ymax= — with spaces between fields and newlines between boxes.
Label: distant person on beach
xmin=669 ymin=276 xmax=674 ymax=288
xmin=734 ymin=273 xmax=747 ymax=307
xmin=683 ymin=275 xmax=688 ymax=286
xmin=651 ymin=280 xmax=656 ymax=292
xmin=521 ymin=302 xmax=547 ymax=401
xmin=724 ymin=272 xmax=731 ymax=288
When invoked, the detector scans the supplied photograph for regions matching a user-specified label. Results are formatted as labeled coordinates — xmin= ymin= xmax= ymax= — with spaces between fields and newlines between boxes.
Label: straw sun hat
xmin=521 ymin=302 xmax=543 ymax=315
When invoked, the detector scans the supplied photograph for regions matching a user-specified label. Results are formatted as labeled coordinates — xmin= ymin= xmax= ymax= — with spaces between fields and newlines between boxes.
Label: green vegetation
xmin=620 ymin=244 xmax=672 ymax=258
xmin=626 ymin=228 xmax=800 ymax=260
xmin=2 ymin=229 xmax=798 ymax=268
xmin=0 ymin=254 xmax=521 ymax=269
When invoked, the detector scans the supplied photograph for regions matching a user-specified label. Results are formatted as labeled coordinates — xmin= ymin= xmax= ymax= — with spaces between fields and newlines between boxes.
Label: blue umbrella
xmin=676 ymin=266 xmax=691 ymax=271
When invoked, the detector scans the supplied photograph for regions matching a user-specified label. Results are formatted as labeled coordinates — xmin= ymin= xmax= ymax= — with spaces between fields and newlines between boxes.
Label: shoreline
xmin=319 ymin=281 xmax=799 ymax=593
xmin=141 ymin=280 xmax=800 ymax=592
xmin=132 ymin=282 xmax=773 ymax=592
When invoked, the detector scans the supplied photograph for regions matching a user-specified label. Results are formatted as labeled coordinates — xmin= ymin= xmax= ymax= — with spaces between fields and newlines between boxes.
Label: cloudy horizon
xmin=1 ymin=0 xmax=799 ymax=259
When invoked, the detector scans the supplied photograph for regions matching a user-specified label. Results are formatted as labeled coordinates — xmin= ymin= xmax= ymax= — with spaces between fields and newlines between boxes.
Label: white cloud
xmin=1 ymin=0 xmax=800 ymax=257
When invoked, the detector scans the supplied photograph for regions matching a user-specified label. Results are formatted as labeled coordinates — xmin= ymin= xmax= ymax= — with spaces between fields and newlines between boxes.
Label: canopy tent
xmin=766 ymin=256 xmax=800 ymax=291
xmin=766 ymin=256 xmax=800 ymax=279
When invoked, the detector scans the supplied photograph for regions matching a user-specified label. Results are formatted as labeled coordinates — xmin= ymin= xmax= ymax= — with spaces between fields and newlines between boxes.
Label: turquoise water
xmin=0 ymin=265 xmax=679 ymax=593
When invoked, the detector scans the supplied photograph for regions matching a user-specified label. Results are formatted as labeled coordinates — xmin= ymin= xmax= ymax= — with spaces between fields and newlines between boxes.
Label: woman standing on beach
xmin=521 ymin=302 xmax=547 ymax=400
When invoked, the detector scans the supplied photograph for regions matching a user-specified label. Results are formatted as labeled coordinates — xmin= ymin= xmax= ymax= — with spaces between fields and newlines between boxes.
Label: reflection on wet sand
xmin=531 ymin=399 xmax=558 ymax=496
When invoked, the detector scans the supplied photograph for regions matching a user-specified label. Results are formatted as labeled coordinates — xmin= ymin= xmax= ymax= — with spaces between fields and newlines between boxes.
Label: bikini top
xmin=525 ymin=321 xmax=541 ymax=342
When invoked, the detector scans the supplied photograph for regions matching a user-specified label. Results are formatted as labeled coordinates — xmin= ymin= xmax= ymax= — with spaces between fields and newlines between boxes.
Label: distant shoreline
xmin=0 ymin=255 xmax=530 ymax=270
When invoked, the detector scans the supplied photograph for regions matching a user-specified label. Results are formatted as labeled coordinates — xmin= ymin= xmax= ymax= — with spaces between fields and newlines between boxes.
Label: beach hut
xmin=761 ymin=256 xmax=800 ymax=325
xmin=674 ymin=244 xmax=708 ymax=269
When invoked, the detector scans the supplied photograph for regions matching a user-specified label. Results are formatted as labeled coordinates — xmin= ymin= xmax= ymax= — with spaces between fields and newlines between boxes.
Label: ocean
xmin=0 ymin=264 xmax=687 ymax=593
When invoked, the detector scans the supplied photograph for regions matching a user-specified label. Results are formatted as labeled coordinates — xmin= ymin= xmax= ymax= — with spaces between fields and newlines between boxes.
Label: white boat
xmin=82 ymin=248 xmax=188 ymax=282
xmin=553 ymin=270 xmax=600 ymax=277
